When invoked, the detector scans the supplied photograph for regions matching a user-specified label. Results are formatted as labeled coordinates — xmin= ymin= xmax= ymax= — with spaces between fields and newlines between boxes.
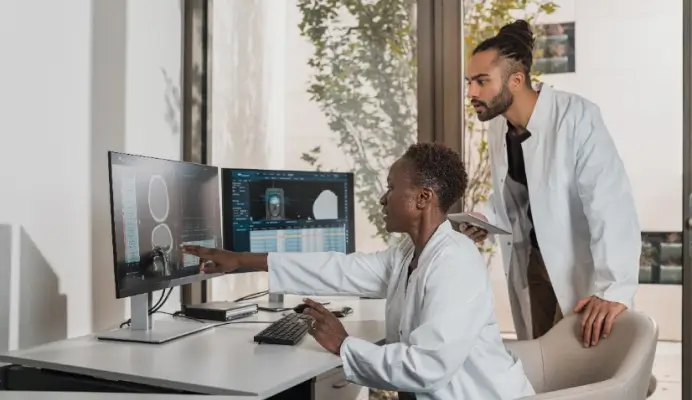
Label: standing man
xmin=462 ymin=20 xmax=641 ymax=348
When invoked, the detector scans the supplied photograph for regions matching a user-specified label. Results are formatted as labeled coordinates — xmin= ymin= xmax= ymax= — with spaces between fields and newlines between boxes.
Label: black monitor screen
xmin=222 ymin=169 xmax=355 ymax=272
xmin=108 ymin=152 xmax=222 ymax=298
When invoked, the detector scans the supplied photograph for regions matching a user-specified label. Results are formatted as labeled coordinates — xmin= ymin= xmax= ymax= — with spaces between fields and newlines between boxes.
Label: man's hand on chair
xmin=573 ymin=295 xmax=627 ymax=348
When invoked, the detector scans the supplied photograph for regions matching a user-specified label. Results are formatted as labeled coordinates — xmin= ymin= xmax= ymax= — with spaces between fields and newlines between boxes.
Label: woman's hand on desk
xmin=180 ymin=245 xmax=268 ymax=273
xmin=302 ymin=298 xmax=349 ymax=355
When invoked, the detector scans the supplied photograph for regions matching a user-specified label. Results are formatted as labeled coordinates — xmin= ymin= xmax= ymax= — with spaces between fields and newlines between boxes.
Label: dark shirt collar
xmin=506 ymin=121 xmax=532 ymax=143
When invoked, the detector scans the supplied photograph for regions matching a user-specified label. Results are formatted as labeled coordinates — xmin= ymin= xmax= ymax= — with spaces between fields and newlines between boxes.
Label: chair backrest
xmin=505 ymin=311 xmax=658 ymax=396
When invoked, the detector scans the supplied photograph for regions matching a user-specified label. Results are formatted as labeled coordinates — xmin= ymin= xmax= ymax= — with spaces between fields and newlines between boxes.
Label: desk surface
xmin=0 ymin=393 xmax=259 ymax=400
xmin=0 ymin=296 xmax=385 ymax=398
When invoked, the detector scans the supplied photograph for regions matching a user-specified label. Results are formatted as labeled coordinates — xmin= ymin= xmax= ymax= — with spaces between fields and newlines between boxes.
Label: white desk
xmin=0 ymin=296 xmax=385 ymax=399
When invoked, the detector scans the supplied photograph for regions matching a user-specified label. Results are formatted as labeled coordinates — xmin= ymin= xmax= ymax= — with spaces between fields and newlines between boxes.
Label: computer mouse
xmin=332 ymin=306 xmax=353 ymax=318
xmin=293 ymin=301 xmax=334 ymax=315
xmin=293 ymin=303 xmax=310 ymax=314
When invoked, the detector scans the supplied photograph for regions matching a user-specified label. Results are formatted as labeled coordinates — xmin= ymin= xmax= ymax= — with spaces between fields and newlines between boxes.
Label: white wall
xmin=0 ymin=0 xmax=93 ymax=350
xmin=537 ymin=0 xmax=683 ymax=232
xmin=0 ymin=0 xmax=184 ymax=350
xmin=491 ymin=0 xmax=684 ymax=340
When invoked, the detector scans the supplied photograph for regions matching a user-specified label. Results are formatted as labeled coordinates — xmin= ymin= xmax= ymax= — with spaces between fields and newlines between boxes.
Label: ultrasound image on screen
xmin=109 ymin=152 xmax=221 ymax=298
xmin=248 ymin=180 xmax=346 ymax=222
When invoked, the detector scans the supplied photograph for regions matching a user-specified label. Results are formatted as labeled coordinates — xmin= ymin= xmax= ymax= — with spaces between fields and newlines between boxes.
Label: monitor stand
xmin=255 ymin=293 xmax=292 ymax=312
xmin=96 ymin=292 xmax=217 ymax=344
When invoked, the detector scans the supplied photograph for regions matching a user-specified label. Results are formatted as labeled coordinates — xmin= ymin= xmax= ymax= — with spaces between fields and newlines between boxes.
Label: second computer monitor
xmin=222 ymin=168 xmax=355 ymax=268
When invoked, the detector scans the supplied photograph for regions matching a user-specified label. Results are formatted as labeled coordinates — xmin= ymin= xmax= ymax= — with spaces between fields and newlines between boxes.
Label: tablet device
xmin=447 ymin=213 xmax=511 ymax=235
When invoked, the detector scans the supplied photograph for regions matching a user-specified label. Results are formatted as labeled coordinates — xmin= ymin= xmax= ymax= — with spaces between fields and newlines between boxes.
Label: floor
xmin=650 ymin=341 xmax=681 ymax=399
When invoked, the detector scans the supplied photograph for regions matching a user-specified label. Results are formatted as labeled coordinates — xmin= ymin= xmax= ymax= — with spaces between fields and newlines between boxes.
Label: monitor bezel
xmin=220 ymin=167 xmax=357 ymax=271
xmin=107 ymin=151 xmax=223 ymax=299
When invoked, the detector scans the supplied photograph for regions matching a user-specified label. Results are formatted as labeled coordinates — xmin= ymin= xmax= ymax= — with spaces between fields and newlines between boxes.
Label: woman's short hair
xmin=402 ymin=143 xmax=468 ymax=212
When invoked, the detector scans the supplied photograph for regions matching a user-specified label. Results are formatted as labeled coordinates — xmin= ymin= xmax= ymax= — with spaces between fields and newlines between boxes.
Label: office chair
xmin=504 ymin=310 xmax=658 ymax=400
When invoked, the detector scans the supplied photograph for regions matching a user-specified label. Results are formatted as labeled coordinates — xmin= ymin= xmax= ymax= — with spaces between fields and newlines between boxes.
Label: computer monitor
xmin=222 ymin=168 xmax=356 ymax=310
xmin=98 ymin=151 xmax=224 ymax=344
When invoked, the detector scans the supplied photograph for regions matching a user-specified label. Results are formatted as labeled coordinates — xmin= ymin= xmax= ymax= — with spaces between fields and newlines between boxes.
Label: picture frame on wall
xmin=533 ymin=22 xmax=576 ymax=74
xmin=640 ymin=231 xmax=682 ymax=284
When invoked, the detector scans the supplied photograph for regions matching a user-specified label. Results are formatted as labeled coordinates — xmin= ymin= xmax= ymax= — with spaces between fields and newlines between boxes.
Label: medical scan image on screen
xmin=109 ymin=152 xmax=222 ymax=298
xmin=265 ymin=187 xmax=286 ymax=220
xmin=222 ymin=169 xmax=353 ymax=273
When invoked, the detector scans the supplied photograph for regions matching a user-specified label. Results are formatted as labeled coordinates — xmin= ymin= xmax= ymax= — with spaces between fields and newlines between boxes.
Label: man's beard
xmin=472 ymin=84 xmax=514 ymax=122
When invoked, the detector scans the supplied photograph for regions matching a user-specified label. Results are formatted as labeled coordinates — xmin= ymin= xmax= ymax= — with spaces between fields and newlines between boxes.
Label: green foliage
xmin=297 ymin=0 xmax=417 ymax=242
xmin=297 ymin=0 xmax=556 ymax=245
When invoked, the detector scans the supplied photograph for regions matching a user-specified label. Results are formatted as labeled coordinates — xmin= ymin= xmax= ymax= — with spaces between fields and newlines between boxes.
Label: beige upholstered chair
xmin=504 ymin=311 xmax=658 ymax=400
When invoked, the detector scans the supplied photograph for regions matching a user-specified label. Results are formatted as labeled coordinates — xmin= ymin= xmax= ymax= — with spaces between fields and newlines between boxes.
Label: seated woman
xmin=182 ymin=143 xmax=534 ymax=400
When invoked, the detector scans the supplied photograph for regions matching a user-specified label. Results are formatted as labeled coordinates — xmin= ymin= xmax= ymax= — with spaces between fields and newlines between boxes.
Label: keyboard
xmin=254 ymin=313 xmax=314 ymax=345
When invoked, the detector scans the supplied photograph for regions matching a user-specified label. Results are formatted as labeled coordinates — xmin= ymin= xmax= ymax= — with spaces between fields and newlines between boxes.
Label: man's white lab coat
xmin=483 ymin=84 xmax=641 ymax=340
xmin=268 ymin=221 xmax=534 ymax=400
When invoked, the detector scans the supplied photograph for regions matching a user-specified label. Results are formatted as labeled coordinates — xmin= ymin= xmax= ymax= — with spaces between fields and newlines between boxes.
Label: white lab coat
xmin=268 ymin=221 xmax=535 ymax=400
xmin=483 ymin=84 xmax=641 ymax=340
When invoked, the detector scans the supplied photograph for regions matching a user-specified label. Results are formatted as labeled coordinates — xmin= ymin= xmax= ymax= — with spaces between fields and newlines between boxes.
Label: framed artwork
xmin=640 ymin=232 xmax=682 ymax=284
xmin=533 ymin=22 xmax=576 ymax=74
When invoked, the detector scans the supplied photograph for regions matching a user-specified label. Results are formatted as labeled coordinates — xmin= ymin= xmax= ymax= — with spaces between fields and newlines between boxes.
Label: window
xmin=207 ymin=0 xmax=418 ymax=298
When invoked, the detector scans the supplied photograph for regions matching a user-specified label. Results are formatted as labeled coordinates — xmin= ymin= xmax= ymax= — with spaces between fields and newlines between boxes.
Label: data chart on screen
xmin=249 ymin=226 xmax=347 ymax=253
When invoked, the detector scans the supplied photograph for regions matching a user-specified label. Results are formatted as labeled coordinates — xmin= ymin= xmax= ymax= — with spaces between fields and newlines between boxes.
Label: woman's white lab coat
xmin=268 ymin=221 xmax=534 ymax=400
xmin=483 ymin=84 xmax=641 ymax=340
